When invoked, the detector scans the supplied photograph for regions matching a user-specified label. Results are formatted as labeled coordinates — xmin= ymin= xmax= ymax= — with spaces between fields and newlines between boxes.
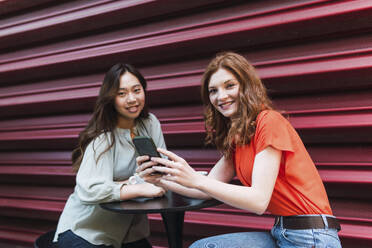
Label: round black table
xmin=100 ymin=191 xmax=221 ymax=248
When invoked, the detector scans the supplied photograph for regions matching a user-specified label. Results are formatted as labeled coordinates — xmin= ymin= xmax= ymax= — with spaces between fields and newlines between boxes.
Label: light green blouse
xmin=53 ymin=113 xmax=166 ymax=248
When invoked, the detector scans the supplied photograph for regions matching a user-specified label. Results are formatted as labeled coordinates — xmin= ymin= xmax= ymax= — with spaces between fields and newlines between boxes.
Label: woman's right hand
xmin=120 ymin=181 xmax=165 ymax=200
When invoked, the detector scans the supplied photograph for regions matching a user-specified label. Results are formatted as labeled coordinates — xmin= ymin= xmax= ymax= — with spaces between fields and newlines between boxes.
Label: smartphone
xmin=132 ymin=136 xmax=164 ymax=175
xmin=132 ymin=136 xmax=160 ymax=158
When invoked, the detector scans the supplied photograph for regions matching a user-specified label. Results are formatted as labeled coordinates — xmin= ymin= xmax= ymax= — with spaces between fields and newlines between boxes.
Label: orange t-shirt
xmin=234 ymin=110 xmax=332 ymax=216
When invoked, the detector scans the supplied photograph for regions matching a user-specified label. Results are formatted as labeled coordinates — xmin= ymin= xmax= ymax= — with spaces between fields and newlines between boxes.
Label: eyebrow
xmin=118 ymin=83 xmax=142 ymax=90
xmin=208 ymin=79 xmax=235 ymax=88
xmin=226 ymin=79 xmax=235 ymax=83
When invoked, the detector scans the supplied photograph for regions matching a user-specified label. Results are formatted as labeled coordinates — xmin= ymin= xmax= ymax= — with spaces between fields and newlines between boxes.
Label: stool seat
xmin=34 ymin=230 xmax=56 ymax=248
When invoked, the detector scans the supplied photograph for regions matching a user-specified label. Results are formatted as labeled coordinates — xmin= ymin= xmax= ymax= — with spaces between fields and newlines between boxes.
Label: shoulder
xmin=141 ymin=113 xmax=161 ymax=127
xmin=258 ymin=109 xmax=285 ymax=121
xmin=137 ymin=113 xmax=163 ymax=136
xmin=90 ymin=132 xmax=113 ymax=151
xmin=257 ymin=110 xmax=287 ymax=126
xmin=255 ymin=110 xmax=291 ymax=135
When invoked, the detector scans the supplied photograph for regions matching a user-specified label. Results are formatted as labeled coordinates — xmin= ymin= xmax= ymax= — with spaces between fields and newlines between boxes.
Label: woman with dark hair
xmin=53 ymin=63 xmax=166 ymax=248
xmin=137 ymin=52 xmax=342 ymax=247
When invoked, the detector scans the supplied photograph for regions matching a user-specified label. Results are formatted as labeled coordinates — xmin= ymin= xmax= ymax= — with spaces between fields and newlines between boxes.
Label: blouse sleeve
xmin=254 ymin=110 xmax=295 ymax=154
xmin=75 ymin=133 xmax=122 ymax=204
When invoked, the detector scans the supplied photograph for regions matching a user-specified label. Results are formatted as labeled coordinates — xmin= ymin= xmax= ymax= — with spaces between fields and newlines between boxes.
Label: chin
xmin=129 ymin=113 xmax=141 ymax=119
xmin=223 ymin=110 xmax=238 ymax=118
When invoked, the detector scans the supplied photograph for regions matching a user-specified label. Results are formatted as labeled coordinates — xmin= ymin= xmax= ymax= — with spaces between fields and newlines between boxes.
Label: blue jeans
xmin=55 ymin=230 xmax=152 ymax=248
xmin=189 ymin=216 xmax=341 ymax=248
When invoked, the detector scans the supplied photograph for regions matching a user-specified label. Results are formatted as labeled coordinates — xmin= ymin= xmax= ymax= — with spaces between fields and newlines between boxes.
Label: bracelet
xmin=128 ymin=173 xmax=143 ymax=185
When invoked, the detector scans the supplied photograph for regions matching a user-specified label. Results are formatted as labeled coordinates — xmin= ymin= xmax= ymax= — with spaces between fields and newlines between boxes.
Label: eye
xmin=133 ymin=87 xmax=142 ymax=94
xmin=118 ymin=91 xmax=126 ymax=97
xmin=208 ymin=88 xmax=217 ymax=95
xmin=226 ymin=83 xmax=236 ymax=89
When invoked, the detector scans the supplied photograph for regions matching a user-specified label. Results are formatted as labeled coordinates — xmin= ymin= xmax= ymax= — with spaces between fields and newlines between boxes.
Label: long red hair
xmin=201 ymin=52 xmax=273 ymax=159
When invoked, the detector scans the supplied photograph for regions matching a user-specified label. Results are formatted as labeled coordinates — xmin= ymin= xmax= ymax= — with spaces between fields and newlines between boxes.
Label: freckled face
xmin=115 ymin=72 xmax=145 ymax=128
xmin=208 ymin=68 xmax=240 ymax=118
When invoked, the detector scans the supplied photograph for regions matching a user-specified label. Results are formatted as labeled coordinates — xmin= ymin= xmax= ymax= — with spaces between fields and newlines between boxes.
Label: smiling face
xmin=208 ymin=68 xmax=240 ymax=119
xmin=115 ymin=72 xmax=145 ymax=129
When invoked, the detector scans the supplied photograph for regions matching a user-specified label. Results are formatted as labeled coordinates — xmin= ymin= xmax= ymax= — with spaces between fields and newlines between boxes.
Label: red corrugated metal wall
xmin=1 ymin=0 xmax=371 ymax=247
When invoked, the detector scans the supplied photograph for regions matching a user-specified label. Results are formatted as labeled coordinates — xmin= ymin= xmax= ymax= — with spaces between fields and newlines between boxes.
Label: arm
xmin=114 ymin=179 xmax=165 ymax=200
xmin=149 ymin=146 xmax=281 ymax=214
xmin=75 ymin=135 xmax=123 ymax=204
xmin=76 ymin=134 xmax=165 ymax=204
xmin=119 ymin=182 xmax=165 ymax=200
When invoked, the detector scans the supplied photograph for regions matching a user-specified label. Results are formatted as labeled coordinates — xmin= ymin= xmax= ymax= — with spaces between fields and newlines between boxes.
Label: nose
xmin=127 ymin=92 xmax=136 ymax=103
xmin=217 ymin=89 xmax=228 ymax=101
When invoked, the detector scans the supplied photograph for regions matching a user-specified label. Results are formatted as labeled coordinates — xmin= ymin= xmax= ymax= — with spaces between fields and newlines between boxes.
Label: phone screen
xmin=132 ymin=136 xmax=160 ymax=158
xmin=132 ymin=136 xmax=164 ymax=175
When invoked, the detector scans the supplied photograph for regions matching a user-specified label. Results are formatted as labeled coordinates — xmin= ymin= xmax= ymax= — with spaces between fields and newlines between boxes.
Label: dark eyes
xmin=226 ymin=83 xmax=235 ymax=88
xmin=117 ymin=87 xmax=142 ymax=96
xmin=208 ymin=83 xmax=236 ymax=95
xmin=208 ymin=88 xmax=217 ymax=94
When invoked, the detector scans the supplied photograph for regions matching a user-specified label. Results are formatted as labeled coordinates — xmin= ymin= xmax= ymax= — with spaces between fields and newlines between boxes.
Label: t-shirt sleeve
xmin=254 ymin=111 xmax=295 ymax=154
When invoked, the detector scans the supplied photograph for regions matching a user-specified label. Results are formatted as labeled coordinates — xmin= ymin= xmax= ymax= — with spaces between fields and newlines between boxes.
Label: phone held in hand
xmin=132 ymin=136 xmax=164 ymax=175
xmin=132 ymin=136 xmax=160 ymax=158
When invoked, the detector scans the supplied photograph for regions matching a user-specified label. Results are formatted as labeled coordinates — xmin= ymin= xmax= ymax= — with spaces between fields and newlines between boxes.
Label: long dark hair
xmin=72 ymin=63 xmax=149 ymax=172
xmin=201 ymin=52 xmax=273 ymax=160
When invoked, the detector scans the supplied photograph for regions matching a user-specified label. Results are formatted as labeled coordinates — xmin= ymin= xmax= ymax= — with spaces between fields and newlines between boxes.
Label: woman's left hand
xmin=140 ymin=148 xmax=204 ymax=189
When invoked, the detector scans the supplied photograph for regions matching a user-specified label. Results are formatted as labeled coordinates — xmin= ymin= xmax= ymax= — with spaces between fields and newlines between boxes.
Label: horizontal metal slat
xmin=0 ymin=0 xmax=229 ymax=51
xmin=0 ymin=184 xmax=72 ymax=201
xmin=0 ymin=0 xmax=55 ymax=17
xmin=0 ymin=0 xmax=331 ymax=68
xmin=0 ymin=229 xmax=37 ymax=246
xmin=0 ymin=0 xmax=112 ymax=30
xmin=1 ymin=1 xmax=371 ymax=85
xmin=0 ymin=198 xmax=64 ymax=221
xmin=1 ymin=111 xmax=371 ymax=149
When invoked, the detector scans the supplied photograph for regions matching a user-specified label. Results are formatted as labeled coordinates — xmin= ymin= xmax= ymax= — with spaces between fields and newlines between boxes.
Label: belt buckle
xmin=274 ymin=217 xmax=280 ymax=226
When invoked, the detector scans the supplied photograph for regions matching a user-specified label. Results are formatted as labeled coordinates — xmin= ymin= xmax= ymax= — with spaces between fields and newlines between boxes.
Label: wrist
xmin=120 ymin=183 xmax=142 ymax=200
xmin=194 ymin=173 xmax=207 ymax=191
xmin=128 ymin=173 xmax=144 ymax=185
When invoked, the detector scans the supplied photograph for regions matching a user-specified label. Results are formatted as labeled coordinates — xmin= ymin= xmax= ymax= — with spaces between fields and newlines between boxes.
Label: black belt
xmin=275 ymin=215 xmax=341 ymax=231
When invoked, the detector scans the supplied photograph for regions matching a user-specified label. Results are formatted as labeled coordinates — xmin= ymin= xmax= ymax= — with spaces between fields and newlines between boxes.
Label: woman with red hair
xmin=138 ymin=52 xmax=342 ymax=248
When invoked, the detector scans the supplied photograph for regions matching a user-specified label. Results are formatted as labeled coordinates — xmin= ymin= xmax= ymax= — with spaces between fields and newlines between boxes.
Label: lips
xmin=218 ymin=101 xmax=234 ymax=110
xmin=127 ymin=105 xmax=139 ymax=113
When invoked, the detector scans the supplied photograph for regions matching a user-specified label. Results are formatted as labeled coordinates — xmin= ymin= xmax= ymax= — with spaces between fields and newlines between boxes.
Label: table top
xmin=100 ymin=191 xmax=221 ymax=214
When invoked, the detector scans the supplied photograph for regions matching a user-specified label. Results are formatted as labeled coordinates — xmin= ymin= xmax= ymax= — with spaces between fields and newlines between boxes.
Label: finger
xmin=159 ymin=187 xmax=166 ymax=194
xmin=142 ymin=177 xmax=159 ymax=185
xmin=157 ymin=148 xmax=185 ymax=163
xmin=148 ymin=176 xmax=162 ymax=183
xmin=160 ymin=174 xmax=178 ymax=183
xmin=150 ymin=178 xmax=168 ymax=189
xmin=136 ymin=155 xmax=150 ymax=165
xmin=151 ymin=157 xmax=181 ymax=169
xmin=152 ymin=165 xmax=179 ymax=175
xmin=136 ymin=160 xmax=157 ymax=173
xmin=138 ymin=167 xmax=158 ymax=178
xmin=157 ymin=178 xmax=175 ymax=189
xmin=141 ymin=173 xmax=162 ymax=182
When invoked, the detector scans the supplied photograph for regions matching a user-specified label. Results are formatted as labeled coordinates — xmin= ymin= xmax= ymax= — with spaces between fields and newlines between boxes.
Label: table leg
xmin=161 ymin=211 xmax=185 ymax=248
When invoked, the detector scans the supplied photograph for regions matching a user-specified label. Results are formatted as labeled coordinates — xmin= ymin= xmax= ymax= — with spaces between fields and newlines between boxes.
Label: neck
xmin=117 ymin=117 xmax=135 ymax=129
